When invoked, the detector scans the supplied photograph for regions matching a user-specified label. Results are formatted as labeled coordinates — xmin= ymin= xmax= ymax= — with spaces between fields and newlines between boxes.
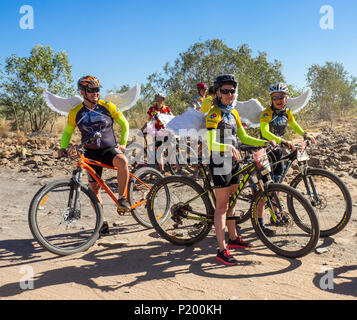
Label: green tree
xmin=147 ymin=39 xmax=285 ymax=114
xmin=0 ymin=45 xmax=75 ymax=132
xmin=306 ymin=62 xmax=357 ymax=121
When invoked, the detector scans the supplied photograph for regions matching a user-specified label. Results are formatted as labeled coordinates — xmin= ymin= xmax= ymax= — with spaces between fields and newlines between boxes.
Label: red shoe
xmin=216 ymin=248 xmax=238 ymax=266
xmin=227 ymin=236 xmax=252 ymax=249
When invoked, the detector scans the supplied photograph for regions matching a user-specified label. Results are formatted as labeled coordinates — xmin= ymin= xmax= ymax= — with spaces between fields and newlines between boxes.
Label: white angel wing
xmin=166 ymin=107 xmax=206 ymax=137
xmin=105 ymin=83 xmax=141 ymax=112
xmin=157 ymin=113 xmax=176 ymax=127
xmin=234 ymin=98 xmax=264 ymax=128
xmin=286 ymin=87 xmax=312 ymax=114
xmin=42 ymin=90 xmax=83 ymax=116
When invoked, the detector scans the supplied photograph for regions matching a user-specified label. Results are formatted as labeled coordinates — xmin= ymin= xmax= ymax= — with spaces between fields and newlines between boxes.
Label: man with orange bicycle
xmin=58 ymin=76 xmax=130 ymax=234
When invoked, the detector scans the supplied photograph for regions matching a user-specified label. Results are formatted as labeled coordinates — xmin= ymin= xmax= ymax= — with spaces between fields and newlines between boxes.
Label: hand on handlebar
xmin=265 ymin=140 xmax=277 ymax=149
xmin=227 ymin=145 xmax=243 ymax=162
xmin=57 ymin=148 xmax=68 ymax=158
xmin=58 ymin=144 xmax=78 ymax=159
xmin=303 ymin=133 xmax=316 ymax=144
xmin=281 ymin=139 xmax=295 ymax=150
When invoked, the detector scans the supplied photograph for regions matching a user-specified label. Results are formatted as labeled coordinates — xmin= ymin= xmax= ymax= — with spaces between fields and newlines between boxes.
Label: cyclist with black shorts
xmin=58 ymin=76 xmax=130 ymax=233
xmin=206 ymin=74 xmax=276 ymax=265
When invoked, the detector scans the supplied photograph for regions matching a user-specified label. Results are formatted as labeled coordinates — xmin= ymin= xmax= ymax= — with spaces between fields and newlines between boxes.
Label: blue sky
xmin=0 ymin=0 xmax=356 ymax=94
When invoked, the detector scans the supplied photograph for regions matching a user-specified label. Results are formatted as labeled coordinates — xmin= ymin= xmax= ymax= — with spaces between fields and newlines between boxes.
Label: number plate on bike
xmin=252 ymin=149 xmax=271 ymax=172
xmin=297 ymin=141 xmax=309 ymax=161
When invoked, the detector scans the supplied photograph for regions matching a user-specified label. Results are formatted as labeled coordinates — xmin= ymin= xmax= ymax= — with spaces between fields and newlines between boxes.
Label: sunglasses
xmin=272 ymin=94 xmax=286 ymax=101
xmin=86 ymin=87 xmax=100 ymax=93
xmin=220 ymin=88 xmax=236 ymax=95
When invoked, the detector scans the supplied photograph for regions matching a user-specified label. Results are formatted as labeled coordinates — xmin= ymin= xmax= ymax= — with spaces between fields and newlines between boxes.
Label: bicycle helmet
xmin=77 ymin=76 xmax=102 ymax=91
xmin=268 ymin=82 xmax=289 ymax=95
xmin=155 ymin=92 xmax=166 ymax=100
xmin=213 ymin=74 xmax=238 ymax=91
xmin=197 ymin=83 xmax=208 ymax=90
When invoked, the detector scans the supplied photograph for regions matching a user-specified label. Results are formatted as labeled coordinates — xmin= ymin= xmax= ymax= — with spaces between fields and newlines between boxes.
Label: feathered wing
xmin=166 ymin=107 xmax=206 ymax=137
xmin=42 ymin=90 xmax=83 ymax=116
xmin=157 ymin=113 xmax=176 ymax=127
xmin=105 ymin=83 xmax=141 ymax=112
xmin=286 ymin=87 xmax=312 ymax=114
xmin=234 ymin=99 xmax=264 ymax=128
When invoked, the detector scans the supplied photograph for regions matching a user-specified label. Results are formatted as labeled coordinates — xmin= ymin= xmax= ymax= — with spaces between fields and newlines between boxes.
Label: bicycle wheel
xmin=251 ymin=183 xmax=320 ymax=258
xmin=28 ymin=179 xmax=103 ymax=256
xmin=288 ymin=168 xmax=352 ymax=237
xmin=128 ymin=167 xmax=169 ymax=228
xmin=147 ymin=175 xmax=214 ymax=246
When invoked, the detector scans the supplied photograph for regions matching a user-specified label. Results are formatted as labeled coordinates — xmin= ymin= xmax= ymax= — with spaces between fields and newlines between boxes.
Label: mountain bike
xmin=236 ymin=140 xmax=352 ymax=237
xmin=147 ymin=146 xmax=320 ymax=258
xmin=28 ymin=134 xmax=170 ymax=256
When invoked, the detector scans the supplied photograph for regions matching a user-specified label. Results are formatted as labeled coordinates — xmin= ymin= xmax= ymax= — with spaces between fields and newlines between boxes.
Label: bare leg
xmin=214 ymin=187 xmax=233 ymax=251
xmin=112 ymin=154 xmax=129 ymax=197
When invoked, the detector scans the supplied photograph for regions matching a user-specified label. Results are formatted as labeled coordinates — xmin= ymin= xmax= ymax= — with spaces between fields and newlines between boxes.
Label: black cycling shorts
xmin=209 ymin=156 xmax=240 ymax=189
xmin=84 ymin=146 xmax=122 ymax=183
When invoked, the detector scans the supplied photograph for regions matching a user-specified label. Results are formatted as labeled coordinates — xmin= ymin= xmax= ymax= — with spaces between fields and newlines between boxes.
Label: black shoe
xmin=261 ymin=225 xmax=275 ymax=237
xmin=227 ymin=236 xmax=252 ymax=249
xmin=99 ymin=221 xmax=110 ymax=236
xmin=117 ymin=196 xmax=131 ymax=212
xmin=216 ymin=248 xmax=238 ymax=266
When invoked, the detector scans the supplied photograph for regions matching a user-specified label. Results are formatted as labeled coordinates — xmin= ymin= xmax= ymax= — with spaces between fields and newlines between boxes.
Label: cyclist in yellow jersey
xmin=206 ymin=74 xmax=276 ymax=266
xmin=260 ymin=82 xmax=315 ymax=181
xmin=58 ymin=76 xmax=130 ymax=234
xmin=257 ymin=82 xmax=315 ymax=236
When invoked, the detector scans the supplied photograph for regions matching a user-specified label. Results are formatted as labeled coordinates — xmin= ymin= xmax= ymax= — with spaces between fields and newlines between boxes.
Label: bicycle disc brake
xmin=61 ymin=207 xmax=80 ymax=227
xmin=311 ymin=193 xmax=327 ymax=209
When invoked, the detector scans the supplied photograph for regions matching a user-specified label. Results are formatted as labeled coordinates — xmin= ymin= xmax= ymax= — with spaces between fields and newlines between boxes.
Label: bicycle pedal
xmin=116 ymin=207 xmax=130 ymax=215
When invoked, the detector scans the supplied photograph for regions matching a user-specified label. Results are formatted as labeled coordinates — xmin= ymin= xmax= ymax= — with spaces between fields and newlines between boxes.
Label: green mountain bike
xmin=147 ymin=146 xmax=320 ymax=258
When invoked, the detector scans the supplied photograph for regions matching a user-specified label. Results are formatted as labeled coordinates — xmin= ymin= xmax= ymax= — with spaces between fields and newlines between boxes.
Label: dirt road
xmin=0 ymin=165 xmax=356 ymax=302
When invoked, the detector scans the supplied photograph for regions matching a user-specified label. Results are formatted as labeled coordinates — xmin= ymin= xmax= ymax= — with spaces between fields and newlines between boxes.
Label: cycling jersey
xmin=260 ymin=105 xmax=304 ymax=143
xmin=147 ymin=104 xmax=172 ymax=130
xmin=60 ymin=99 xmax=129 ymax=150
xmin=206 ymin=106 xmax=266 ymax=153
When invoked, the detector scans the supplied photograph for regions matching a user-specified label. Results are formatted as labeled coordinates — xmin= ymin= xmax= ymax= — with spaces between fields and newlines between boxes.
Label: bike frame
xmin=271 ymin=142 xmax=320 ymax=201
xmin=71 ymin=153 xmax=152 ymax=211
xmin=179 ymin=158 xmax=277 ymax=223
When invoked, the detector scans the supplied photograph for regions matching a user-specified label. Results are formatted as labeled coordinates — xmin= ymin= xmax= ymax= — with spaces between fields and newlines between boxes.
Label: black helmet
xmin=213 ymin=74 xmax=238 ymax=91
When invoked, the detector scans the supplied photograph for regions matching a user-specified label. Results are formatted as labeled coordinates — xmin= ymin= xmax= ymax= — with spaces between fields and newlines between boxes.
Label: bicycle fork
xmin=64 ymin=169 xmax=83 ymax=222
xmin=302 ymin=174 xmax=320 ymax=206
